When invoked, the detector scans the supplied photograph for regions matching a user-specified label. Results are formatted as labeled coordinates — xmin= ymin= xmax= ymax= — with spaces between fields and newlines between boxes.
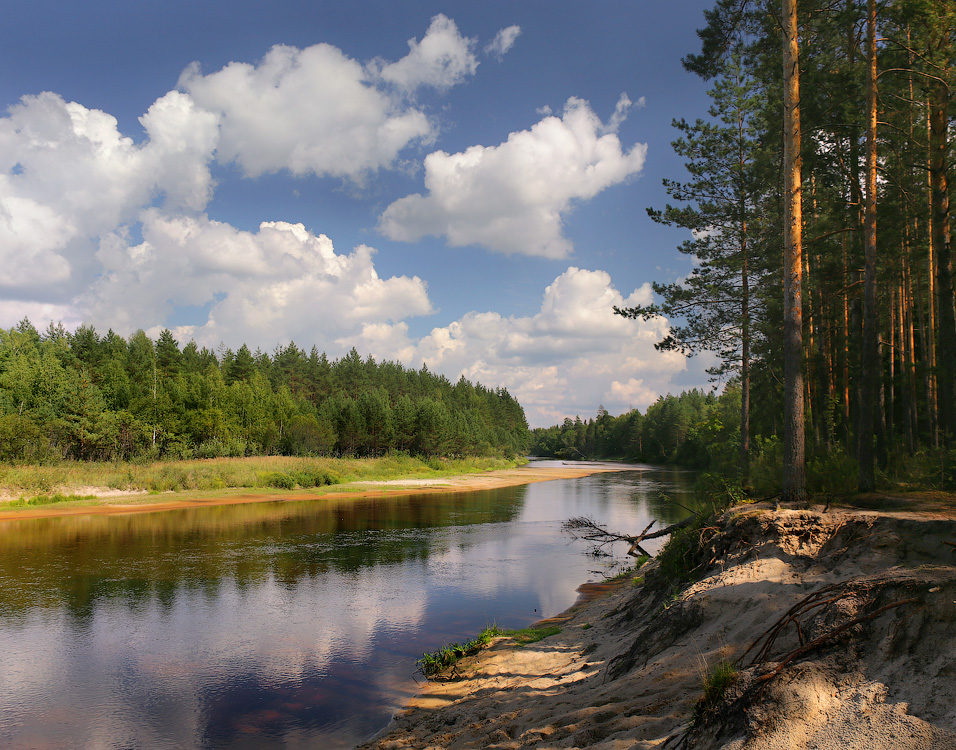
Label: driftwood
xmin=563 ymin=515 xmax=697 ymax=559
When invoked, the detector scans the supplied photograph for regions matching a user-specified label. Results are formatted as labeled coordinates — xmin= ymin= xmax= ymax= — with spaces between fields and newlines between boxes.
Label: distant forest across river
xmin=0 ymin=320 xmax=529 ymax=463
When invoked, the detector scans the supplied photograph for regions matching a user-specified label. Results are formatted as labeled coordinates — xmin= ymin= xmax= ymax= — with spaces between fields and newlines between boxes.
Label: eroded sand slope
xmin=359 ymin=506 xmax=956 ymax=750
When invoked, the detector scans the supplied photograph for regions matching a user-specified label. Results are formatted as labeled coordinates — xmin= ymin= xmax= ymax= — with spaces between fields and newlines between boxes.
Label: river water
xmin=0 ymin=461 xmax=698 ymax=750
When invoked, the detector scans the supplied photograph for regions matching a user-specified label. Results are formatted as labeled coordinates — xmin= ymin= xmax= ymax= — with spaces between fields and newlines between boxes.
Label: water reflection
xmin=0 ymin=462 xmax=696 ymax=749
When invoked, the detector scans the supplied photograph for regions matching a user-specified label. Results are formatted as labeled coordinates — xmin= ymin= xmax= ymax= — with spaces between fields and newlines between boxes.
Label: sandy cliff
xmin=359 ymin=503 xmax=956 ymax=750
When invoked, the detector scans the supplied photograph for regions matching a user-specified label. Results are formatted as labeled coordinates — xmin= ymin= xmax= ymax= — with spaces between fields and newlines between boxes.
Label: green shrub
xmin=290 ymin=470 xmax=316 ymax=487
xmin=749 ymin=436 xmax=782 ymax=497
xmin=163 ymin=440 xmax=194 ymax=461
xmin=807 ymin=450 xmax=857 ymax=494
xmin=886 ymin=447 xmax=956 ymax=490
xmin=289 ymin=469 xmax=341 ymax=488
xmin=650 ymin=512 xmax=721 ymax=590
xmin=258 ymin=471 xmax=295 ymax=489
xmin=695 ymin=472 xmax=747 ymax=510
xmin=195 ymin=439 xmax=229 ymax=459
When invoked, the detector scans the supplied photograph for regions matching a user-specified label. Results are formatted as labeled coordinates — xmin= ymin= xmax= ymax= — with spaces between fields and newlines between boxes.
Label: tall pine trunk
xmin=859 ymin=0 xmax=879 ymax=491
xmin=741 ymin=236 xmax=751 ymax=486
xmin=739 ymin=106 xmax=751 ymax=486
xmin=782 ymin=0 xmax=806 ymax=502
xmin=930 ymin=80 xmax=956 ymax=442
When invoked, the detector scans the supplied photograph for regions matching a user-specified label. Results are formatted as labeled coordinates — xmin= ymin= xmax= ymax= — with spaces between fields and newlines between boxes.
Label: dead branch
xmin=739 ymin=584 xmax=850 ymax=666
xmin=563 ymin=515 xmax=697 ymax=559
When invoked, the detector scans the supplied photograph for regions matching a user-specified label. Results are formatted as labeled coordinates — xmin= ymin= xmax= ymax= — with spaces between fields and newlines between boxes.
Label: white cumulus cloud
xmin=0 ymin=91 xmax=218 ymax=296
xmin=377 ymin=95 xmax=647 ymax=257
xmin=180 ymin=16 xmax=482 ymax=181
xmin=374 ymin=14 xmax=479 ymax=92
xmin=485 ymin=25 xmax=522 ymax=59
xmin=81 ymin=214 xmax=433 ymax=352
xmin=0 ymin=22 xmax=477 ymax=344
xmin=179 ymin=44 xmax=432 ymax=180
xmin=399 ymin=267 xmax=688 ymax=426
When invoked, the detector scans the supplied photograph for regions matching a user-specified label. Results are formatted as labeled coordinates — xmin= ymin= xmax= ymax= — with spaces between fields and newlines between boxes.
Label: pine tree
xmin=617 ymin=48 xmax=765 ymax=482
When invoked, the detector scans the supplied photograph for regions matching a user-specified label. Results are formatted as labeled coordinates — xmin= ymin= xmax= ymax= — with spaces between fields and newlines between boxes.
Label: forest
xmin=0 ymin=319 xmax=529 ymax=463
xmin=6 ymin=0 xmax=956 ymax=498
xmin=529 ymin=388 xmax=865 ymax=496
xmin=539 ymin=0 xmax=956 ymax=494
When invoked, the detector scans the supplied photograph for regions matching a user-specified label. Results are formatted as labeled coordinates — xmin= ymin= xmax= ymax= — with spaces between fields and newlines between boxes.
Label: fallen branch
xmin=563 ymin=515 xmax=697 ymax=559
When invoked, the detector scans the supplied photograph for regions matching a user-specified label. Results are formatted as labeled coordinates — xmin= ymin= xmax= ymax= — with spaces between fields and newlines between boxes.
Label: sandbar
xmin=0 ymin=463 xmax=622 ymax=522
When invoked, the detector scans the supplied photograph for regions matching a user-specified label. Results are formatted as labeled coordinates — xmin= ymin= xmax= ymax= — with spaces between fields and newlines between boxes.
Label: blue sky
xmin=0 ymin=0 xmax=721 ymax=426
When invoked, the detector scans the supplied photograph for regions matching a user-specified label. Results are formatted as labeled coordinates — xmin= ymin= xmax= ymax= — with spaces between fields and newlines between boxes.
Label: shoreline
xmin=0 ymin=463 xmax=622 ymax=522
xmin=358 ymin=504 xmax=956 ymax=750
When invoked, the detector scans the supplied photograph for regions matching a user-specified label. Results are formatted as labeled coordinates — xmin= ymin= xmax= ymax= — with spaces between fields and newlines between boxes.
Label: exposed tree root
xmin=739 ymin=577 xmax=922 ymax=681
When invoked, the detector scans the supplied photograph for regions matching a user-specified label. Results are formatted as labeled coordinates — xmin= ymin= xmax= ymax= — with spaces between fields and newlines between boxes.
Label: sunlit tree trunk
xmin=842 ymin=228 xmax=852 ymax=448
xmin=899 ymin=253 xmax=916 ymax=451
xmin=782 ymin=0 xmax=806 ymax=502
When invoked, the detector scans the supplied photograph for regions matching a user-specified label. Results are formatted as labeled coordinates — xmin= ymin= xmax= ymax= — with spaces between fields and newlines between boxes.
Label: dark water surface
xmin=0 ymin=461 xmax=698 ymax=750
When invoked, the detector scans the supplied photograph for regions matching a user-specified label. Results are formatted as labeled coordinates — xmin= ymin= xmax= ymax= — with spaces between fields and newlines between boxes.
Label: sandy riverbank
xmin=359 ymin=503 xmax=956 ymax=750
xmin=0 ymin=463 xmax=621 ymax=522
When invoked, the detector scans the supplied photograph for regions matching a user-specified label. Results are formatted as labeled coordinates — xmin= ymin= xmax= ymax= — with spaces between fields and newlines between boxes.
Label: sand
xmin=0 ymin=463 xmax=621 ymax=522
xmin=358 ymin=504 xmax=956 ymax=750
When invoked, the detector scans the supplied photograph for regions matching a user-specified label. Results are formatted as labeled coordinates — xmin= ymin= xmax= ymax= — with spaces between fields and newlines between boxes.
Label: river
xmin=0 ymin=461 xmax=699 ymax=750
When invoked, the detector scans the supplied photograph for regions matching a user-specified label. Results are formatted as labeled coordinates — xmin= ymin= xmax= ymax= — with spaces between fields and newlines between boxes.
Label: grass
xmin=415 ymin=622 xmax=564 ymax=678
xmin=504 ymin=624 xmax=562 ymax=645
xmin=416 ymin=624 xmax=505 ymax=677
xmin=702 ymin=659 xmax=737 ymax=703
xmin=5 ymin=493 xmax=99 ymax=508
xmin=693 ymin=658 xmax=738 ymax=725
xmin=0 ymin=454 xmax=522 ymax=500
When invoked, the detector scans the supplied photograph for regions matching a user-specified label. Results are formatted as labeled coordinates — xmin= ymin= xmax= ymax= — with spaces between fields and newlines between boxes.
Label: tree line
xmin=530 ymin=389 xmax=740 ymax=469
xmin=614 ymin=0 xmax=956 ymax=492
xmin=530 ymin=387 xmax=868 ymax=496
xmin=0 ymin=319 xmax=529 ymax=463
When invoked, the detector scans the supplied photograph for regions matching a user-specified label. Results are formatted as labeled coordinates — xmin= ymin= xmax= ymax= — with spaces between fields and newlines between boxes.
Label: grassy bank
xmin=416 ymin=623 xmax=564 ymax=678
xmin=0 ymin=454 xmax=524 ymax=501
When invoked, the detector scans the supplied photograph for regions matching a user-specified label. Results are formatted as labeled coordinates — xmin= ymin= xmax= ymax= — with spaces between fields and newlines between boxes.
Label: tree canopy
xmin=0 ymin=323 xmax=529 ymax=463
xmin=615 ymin=0 xmax=956 ymax=490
